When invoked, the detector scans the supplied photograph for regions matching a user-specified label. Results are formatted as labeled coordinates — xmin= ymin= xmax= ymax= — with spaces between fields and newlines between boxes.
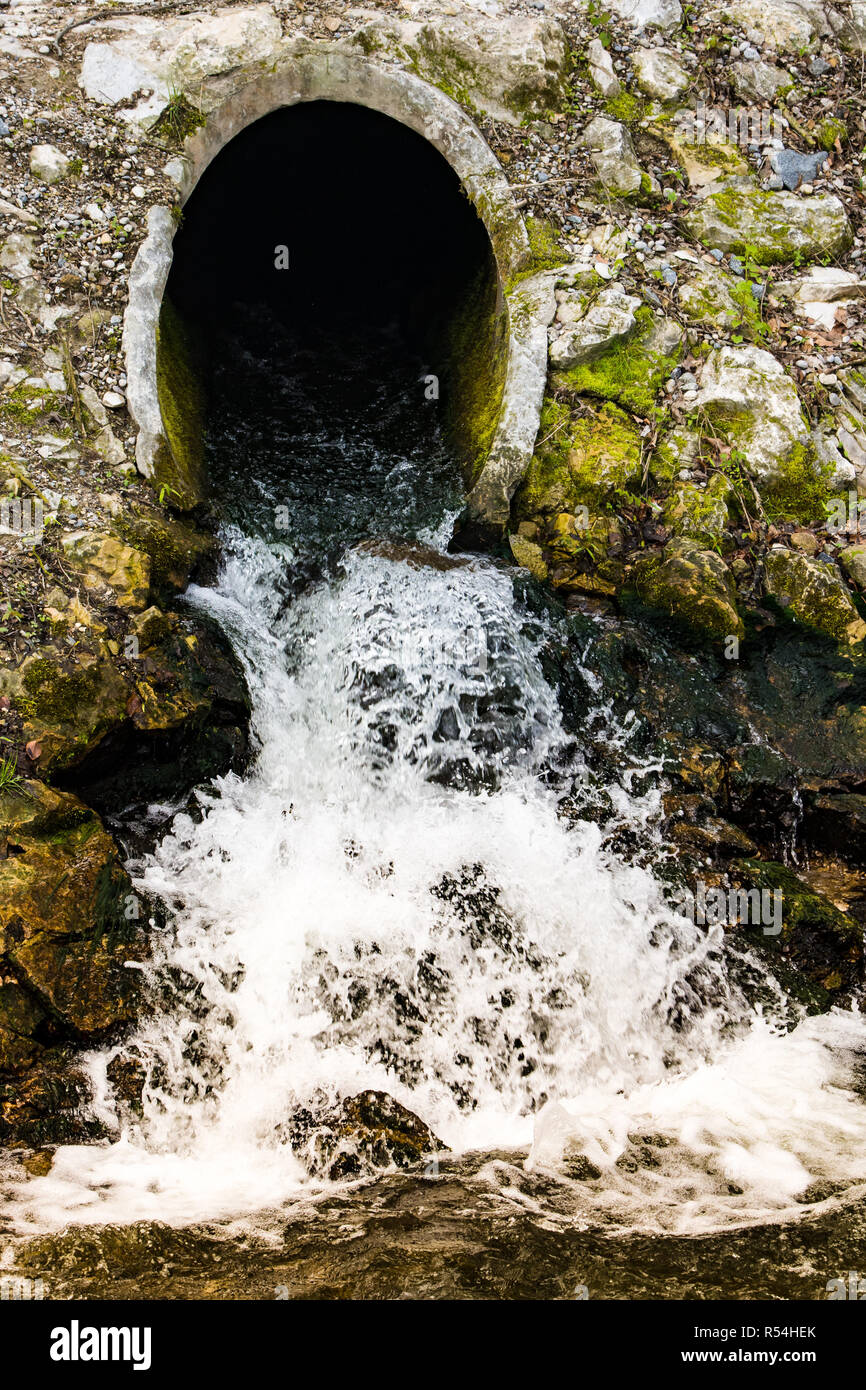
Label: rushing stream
xmin=5 ymin=309 xmax=866 ymax=1267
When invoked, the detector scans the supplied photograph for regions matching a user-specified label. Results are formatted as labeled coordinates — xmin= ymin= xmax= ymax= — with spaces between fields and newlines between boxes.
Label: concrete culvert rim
xmin=123 ymin=53 xmax=559 ymax=540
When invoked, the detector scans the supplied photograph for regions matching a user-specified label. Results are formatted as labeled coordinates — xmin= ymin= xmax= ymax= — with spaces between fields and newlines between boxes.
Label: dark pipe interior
xmin=163 ymin=102 xmax=503 ymax=517
xmin=169 ymin=100 xmax=494 ymax=334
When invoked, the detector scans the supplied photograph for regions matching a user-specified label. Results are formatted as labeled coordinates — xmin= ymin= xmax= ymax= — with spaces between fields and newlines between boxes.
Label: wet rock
xmin=763 ymin=547 xmax=866 ymax=645
xmin=583 ymin=117 xmax=645 ymax=199
xmin=838 ymin=545 xmax=866 ymax=590
xmin=355 ymin=539 xmax=468 ymax=572
xmin=115 ymin=507 xmax=215 ymax=598
xmin=731 ymin=858 xmax=862 ymax=1011
xmin=805 ymin=794 xmax=866 ymax=866
xmin=684 ymin=187 xmax=852 ymax=265
xmin=0 ymin=1058 xmax=105 ymax=1147
xmin=0 ymin=783 xmax=144 ymax=1040
xmin=508 ymin=533 xmax=548 ymax=581
xmin=628 ymin=537 xmax=744 ymax=643
xmin=288 ymin=1090 xmax=446 ymax=1181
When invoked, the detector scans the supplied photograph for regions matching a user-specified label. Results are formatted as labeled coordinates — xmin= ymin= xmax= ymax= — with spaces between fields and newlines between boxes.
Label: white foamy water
xmin=5 ymin=528 xmax=866 ymax=1236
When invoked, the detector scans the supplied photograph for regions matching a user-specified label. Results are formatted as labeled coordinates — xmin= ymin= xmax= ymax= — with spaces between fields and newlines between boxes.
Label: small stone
xmin=102 ymin=391 xmax=126 ymax=409
xmin=29 ymin=144 xmax=70 ymax=185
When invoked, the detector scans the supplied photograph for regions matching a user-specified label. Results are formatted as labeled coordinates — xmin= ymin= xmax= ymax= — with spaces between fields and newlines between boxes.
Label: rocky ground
xmin=3 ymin=0 xmax=866 ymax=1171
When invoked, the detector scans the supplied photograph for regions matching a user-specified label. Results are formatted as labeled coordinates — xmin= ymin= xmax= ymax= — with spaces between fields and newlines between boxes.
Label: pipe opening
xmin=156 ymin=99 xmax=509 ymax=528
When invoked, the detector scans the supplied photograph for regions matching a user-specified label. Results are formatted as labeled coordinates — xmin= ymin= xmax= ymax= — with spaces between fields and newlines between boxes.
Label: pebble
xmin=102 ymin=391 xmax=126 ymax=408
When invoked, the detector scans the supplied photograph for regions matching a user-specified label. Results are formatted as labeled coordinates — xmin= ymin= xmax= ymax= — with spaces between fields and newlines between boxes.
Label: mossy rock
xmin=0 ymin=790 xmax=144 ymax=1039
xmin=552 ymin=307 xmax=683 ymax=415
xmin=1 ymin=643 xmax=130 ymax=772
xmin=649 ymin=426 xmax=702 ymax=490
xmin=663 ymin=473 xmax=733 ymax=545
xmin=513 ymin=397 xmax=642 ymax=518
xmin=763 ymin=546 xmax=866 ymax=646
xmin=683 ymin=186 xmax=853 ymax=266
xmin=628 ymin=537 xmax=744 ymax=643
xmin=115 ymin=506 xmax=215 ymax=597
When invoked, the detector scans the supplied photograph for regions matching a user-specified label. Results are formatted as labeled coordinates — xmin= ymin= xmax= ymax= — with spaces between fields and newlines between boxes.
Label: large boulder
xmin=690 ymin=345 xmax=822 ymax=512
xmin=0 ymin=783 xmax=144 ymax=1046
xmin=684 ymin=187 xmax=852 ymax=265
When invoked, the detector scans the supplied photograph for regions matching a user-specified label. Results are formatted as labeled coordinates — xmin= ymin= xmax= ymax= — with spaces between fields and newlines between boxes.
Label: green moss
xmin=525 ymin=216 xmax=570 ymax=273
xmin=18 ymin=657 xmax=105 ymax=725
xmin=553 ymin=305 xmax=683 ymax=416
xmin=663 ymin=473 xmax=732 ymax=545
xmin=759 ymin=442 xmax=833 ymax=524
xmin=514 ymin=397 xmax=642 ymax=517
xmin=154 ymin=295 xmax=207 ymax=511
xmin=604 ymin=91 xmax=645 ymax=124
xmin=628 ymin=537 xmax=744 ymax=643
xmin=816 ymin=117 xmax=847 ymax=151
xmin=0 ymin=384 xmax=60 ymax=427
xmin=437 ymin=250 xmax=509 ymax=488
xmin=149 ymin=92 xmax=206 ymax=147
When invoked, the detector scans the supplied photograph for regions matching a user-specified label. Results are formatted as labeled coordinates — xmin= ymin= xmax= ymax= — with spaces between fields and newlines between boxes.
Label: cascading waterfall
xmin=5 ymin=317 xmax=866 ymax=1239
